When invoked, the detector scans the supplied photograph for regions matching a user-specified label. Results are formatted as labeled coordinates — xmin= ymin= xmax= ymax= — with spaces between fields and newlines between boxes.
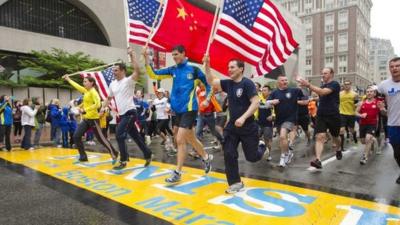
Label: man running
xmin=297 ymin=67 xmax=341 ymax=169
xmin=356 ymin=86 xmax=384 ymax=165
xmin=378 ymin=57 xmax=400 ymax=184
xmin=102 ymin=48 xmax=153 ymax=170
xmin=268 ymin=75 xmax=306 ymax=167
xmin=143 ymin=45 xmax=213 ymax=183
xmin=339 ymin=80 xmax=359 ymax=150
xmin=204 ymin=55 xmax=266 ymax=194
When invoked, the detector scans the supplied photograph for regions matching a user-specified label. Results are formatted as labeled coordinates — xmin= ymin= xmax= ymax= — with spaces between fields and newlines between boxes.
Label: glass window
xmin=0 ymin=0 xmax=108 ymax=45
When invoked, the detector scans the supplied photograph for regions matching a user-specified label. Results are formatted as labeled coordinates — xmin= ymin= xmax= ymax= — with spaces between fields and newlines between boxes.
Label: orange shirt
xmin=308 ymin=100 xmax=317 ymax=117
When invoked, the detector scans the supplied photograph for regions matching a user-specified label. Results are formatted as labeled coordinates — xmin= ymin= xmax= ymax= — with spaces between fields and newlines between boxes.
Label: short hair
xmin=343 ymin=80 xmax=352 ymax=84
xmin=263 ymin=84 xmax=271 ymax=90
xmin=229 ymin=59 xmax=245 ymax=70
xmin=114 ymin=63 xmax=127 ymax=72
xmin=172 ymin=45 xmax=186 ymax=53
xmin=254 ymin=82 xmax=261 ymax=88
xmin=389 ymin=57 xmax=400 ymax=64
xmin=324 ymin=67 xmax=334 ymax=74
xmin=277 ymin=74 xmax=287 ymax=79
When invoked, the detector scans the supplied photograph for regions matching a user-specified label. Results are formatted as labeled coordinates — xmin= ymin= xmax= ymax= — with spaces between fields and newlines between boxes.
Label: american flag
xmin=127 ymin=0 xmax=166 ymax=50
xmin=213 ymin=0 xmax=298 ymax=76
xmin=81 ymin=67 xmax=117 ymax=111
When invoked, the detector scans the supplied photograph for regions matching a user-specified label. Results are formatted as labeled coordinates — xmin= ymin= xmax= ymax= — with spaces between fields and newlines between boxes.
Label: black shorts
xmin=315 ymin=114 xmax=341 ymax=137
xmin=216 ymin=115 xmax=227 ymax=128
xmin=359 ymin=124 xmax=377 ymax=139
xmin=175 ymin=111 xmax=197 ymax=129
xmin=340 ymin=114 xmax=356 ymax=128
xmin=171 ymin=116 xmax=178 ymax=127
xmin=297 ymin=115 xmax=310 ymax=131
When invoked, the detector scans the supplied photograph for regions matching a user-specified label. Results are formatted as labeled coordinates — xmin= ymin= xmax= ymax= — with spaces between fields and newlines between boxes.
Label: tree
xmin=18 ymin=48 xmax=104 ymax=80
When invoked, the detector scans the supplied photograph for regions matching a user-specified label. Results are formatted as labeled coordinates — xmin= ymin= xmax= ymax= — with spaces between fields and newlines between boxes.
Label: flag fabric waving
xmin=209 ymin=0 xmax=298 ymax=76
xmin=127 ymin=0 xmax=166 ymax=50
xmin=80 ymin=67 xmax=117 ymax=111
xmin=150 ymin=0 xmax=215 ymax=63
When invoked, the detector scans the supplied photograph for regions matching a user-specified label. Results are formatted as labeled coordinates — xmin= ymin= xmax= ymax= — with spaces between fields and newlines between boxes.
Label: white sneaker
xmin=145 ymin=135 xmax=152 ymax=146
xmin=285 ymin=150 xmax=294 ymax=164
xmin=225 ymin=182 xmax=244 ymax=194
xmin=57 ymin=145 xmax=62 ymax=148
xmin=28 ymin=147 xmax=35 ymax=151
xmin=279 ymin=154 xmax=286 ymax=167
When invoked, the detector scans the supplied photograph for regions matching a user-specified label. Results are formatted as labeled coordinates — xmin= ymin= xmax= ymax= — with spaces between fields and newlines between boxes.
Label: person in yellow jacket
xmin=63 ymin=75 xmax=118 ymax=163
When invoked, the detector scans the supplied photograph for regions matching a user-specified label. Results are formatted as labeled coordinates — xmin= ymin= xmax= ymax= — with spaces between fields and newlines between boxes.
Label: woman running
xmin=63 ymin=75 xmax=118 ymax=163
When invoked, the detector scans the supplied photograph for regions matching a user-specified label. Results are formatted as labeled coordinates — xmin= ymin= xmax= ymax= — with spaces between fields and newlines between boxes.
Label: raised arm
xmin=296 ymin=78 xmax=333 ymax=96
xmin=203 ymin=55 xmax=222 ymax=92
xmin=128 ymin=47 xmax=140 ymax=81
xmin=63 ymin=75 xmax=87 ymax=94
xmin=142 ymin=47 xmax=173 ymax=80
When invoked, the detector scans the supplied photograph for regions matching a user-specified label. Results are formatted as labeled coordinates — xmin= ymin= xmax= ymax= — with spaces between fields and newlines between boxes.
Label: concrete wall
xmin=0 ymin=0 xmax=128 ymax=63
xmin=0 ymin=86 xmax=80 ymax=106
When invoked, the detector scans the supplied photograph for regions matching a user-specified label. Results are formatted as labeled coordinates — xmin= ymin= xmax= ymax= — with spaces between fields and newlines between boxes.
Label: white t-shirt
xmin=153 ymin=97 xmax=169 ymax=120
xmin=378 ymin=78 xmax=400 ymax=126
xmin=109 ymin=77 xmax=137 ymax=116
xmin=21 ymin=105 xmax=38 ymax=126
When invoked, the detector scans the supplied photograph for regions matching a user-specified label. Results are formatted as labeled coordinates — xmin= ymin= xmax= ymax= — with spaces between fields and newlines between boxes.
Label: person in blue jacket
xmin=68 ymin=109 xmax=78 ymax=148
xmin=0 ymin=95 xmax=13 ymax=151
xmin=143 ymin=45 xmax=213 ymax=183
xmin=59 ymin=107 xmax=70 ymax=148
xmin=48 ymin=99 xmax=62 ymax=147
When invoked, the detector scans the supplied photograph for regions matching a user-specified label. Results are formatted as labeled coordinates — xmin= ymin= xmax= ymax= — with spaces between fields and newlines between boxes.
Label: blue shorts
xmin=388 ymin=126 xmax=400 ymax=145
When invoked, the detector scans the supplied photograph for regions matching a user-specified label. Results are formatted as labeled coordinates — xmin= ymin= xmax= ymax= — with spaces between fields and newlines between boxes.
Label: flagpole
xmin=66 ymin=61 xmax=122 ymax=77
xmin=123 ymin=0 xmax=131 ymax=63
xmin=145 ymin=0 xmax=165 ymax=48
xmin=205 ymin=0 xmax=223 ymax=56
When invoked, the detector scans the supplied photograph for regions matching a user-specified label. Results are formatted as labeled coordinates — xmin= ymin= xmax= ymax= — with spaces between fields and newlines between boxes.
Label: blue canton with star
xmin=101 ymin=67 xmax=115 ymax=86
xmin=223 ymin=0 xmax=265 ymax=29
xmin=127 ymin=0 xmax=163 ymax=27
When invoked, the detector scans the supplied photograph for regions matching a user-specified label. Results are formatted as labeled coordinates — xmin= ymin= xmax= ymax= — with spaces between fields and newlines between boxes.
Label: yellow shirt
xmin=339 ymin=90 xmax=357 ymax=115
xmin=68 ymin=79 xmax=101 ymax=120
xmin=254 ymin=92 xmax=265 ymax=120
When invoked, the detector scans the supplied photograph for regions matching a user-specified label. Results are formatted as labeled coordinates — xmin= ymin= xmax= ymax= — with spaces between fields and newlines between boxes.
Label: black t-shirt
xmin=221 ymin=77 xmax=257 ymax=124
xmin=317 ymin=81 xmax=340 ymax=116
xmin=268 ymin=88 xmax=304 ymax=126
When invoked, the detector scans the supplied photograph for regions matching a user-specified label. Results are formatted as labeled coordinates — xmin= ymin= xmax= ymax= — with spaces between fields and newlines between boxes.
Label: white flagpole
xmin=145 ymin=0 xmax=165 ymax=48
xmin=66 ymin=61 xmax=122 ymax=77
xmin=205 ymin=0 xmax=223 ymax=56
xmin=123 ymin=0 xmax=131 ymax=62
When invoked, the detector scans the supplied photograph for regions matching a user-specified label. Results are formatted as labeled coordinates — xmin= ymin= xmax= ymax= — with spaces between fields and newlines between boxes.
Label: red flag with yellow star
xmin=151 ymin=0 xmax=214 ymax=63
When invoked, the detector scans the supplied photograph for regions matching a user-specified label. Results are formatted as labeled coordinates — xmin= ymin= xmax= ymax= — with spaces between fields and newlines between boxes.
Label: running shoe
xmin=225 ymin=182 xmax=244 ymax=194
xmin=165 ymin=170 xmax=181 ymax=183
xmin=336 ymin=150 xmax=343 ymax=160
xmin=310 ymin=159 xmax=322 ymax=169
xmin=202 ymin=154 xmax=213 ymax=174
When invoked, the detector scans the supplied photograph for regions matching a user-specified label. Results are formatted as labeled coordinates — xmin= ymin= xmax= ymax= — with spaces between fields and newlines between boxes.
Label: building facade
xmin=276 ymin=0 xmax=372 ymax=90
xmin=368 ymin=38 xmax=396 ymax=84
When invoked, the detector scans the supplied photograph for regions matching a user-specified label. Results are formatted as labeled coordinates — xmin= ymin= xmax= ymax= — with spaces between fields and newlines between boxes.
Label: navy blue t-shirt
xmin=317 ymin=81 xmax=340 ymax=116
xmin=268 ymin=88 xmax=304 ymax=126
xmin=221 ymin=77 xmax=257 ymax=124
xmin=258 ymin=101 xmax=273 ymax=127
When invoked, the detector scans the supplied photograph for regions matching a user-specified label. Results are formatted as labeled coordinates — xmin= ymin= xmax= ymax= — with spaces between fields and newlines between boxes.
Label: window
xmin=325 ymin=46 xmax=334 ymax=54
xmin=306 ymin=70 xmax=312 ymax=76
xmin=338 ymin=32 xmax=348 ymax=51
xmin=339 ymin=66 xmax=347 ymax=73
xmin=306 ymin=49 xmax=312 ymax=56
xmin=338 ymin=10 xmax=348 ymax=30
xmin=0 ymin=0 xmax=109 ymax=45
xmin=325 ymin=56 xmax=333 ymax=63
xmin=306 ymin=57 xmax=312 ymax=65
xmin=325 ymin=13 xmax=334 ymax=32
xmin=325 ymin=0 xmax=334 ymax=9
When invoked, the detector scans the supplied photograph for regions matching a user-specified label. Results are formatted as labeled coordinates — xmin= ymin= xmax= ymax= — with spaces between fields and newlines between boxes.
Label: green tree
xmin=18 ymin=48 xmax=104 ymax=80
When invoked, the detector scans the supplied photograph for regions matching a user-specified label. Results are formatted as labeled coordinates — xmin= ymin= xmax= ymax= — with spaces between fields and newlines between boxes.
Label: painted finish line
xmin=0 ymin=148 xmax=399 ymax=225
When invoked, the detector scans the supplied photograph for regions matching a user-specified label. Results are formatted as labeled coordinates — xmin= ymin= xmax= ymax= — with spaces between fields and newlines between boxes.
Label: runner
xmin=377 ymin=57 xmax=400 ymax=184
xmin=204 ymin=55 xmax=266 ymax=193
xmin=143 ymin=45 xmax=213 ymax=183
xmin=62 ymin=75 xmax=118 ymax=163
xmin=297 ymin=67 xmax=341 ymax=169
xmin=257 ymin=85 xmax=273 ymax=161
xmin=356 ymin=86 xmax=383 ymax=165
xmin=339 ymin=80 xmax=359 ymax=151
xmin=268 ymin=75 xmax=306 ymax=167
xmin=102 ymin=48 xmax=153 ymax=169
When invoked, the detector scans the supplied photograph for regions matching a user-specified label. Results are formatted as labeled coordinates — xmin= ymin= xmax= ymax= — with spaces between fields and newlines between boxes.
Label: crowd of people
xmin=1 ymin=45 xmax=400 ymax=193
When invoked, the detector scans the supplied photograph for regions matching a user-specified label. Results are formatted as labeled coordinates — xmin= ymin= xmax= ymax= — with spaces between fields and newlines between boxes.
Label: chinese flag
xmin=151 ymin=0 xmax=214 ymax=63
